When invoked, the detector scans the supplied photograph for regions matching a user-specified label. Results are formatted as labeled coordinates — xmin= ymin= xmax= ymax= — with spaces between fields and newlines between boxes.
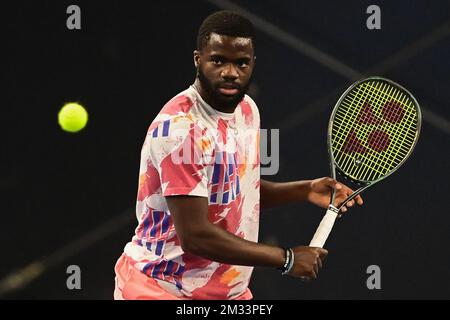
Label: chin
xmin=215 ymin=91 xmax=245 ymax=106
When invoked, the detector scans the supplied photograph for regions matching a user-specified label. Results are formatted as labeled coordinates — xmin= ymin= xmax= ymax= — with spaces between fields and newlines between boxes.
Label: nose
xmin=221 ymin=63 xmax=239 ymax=80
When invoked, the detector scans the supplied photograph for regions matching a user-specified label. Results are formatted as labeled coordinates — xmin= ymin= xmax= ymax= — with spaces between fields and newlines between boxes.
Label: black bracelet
xmin=278 ymin=247 xmax=294 ymax=275
xmin=283 ymin=248 xmax=294 ymax=275
xmin=277 ymin=247 xmax=289 ymax=272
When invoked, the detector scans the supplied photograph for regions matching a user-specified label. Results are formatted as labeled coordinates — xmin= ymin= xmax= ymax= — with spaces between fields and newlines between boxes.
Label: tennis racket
xmin=309 ymin=76 xmax=421 ymax=248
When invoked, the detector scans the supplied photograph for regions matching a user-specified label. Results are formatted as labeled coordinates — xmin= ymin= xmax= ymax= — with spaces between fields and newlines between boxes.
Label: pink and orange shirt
xmin=119 ymin=85 xmax=260 ymax=299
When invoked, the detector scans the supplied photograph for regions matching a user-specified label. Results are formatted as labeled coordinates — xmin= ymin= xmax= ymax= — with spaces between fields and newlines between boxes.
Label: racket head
xmin=328 ymin=77 xmax=421 ymax=184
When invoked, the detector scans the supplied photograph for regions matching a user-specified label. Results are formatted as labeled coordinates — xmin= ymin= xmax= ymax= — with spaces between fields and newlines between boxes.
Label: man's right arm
xmin=166 ymin=195 xmax=328 ymax=279
xmin=167 ymin=195 xmax=286 ymax=268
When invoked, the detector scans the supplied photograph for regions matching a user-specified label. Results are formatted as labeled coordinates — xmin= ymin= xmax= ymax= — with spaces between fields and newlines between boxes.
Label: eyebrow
xmin=209 ymin=53 xmax=252 ymax=62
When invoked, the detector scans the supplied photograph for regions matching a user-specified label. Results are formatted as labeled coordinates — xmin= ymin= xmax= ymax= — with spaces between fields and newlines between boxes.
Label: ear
xmin=193 ymin=50 xmax=201 ymax=68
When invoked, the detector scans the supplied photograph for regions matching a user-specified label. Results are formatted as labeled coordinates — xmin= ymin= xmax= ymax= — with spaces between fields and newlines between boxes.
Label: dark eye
xmin=211 ymin=57 xmax=223 ymax=65
xmin=237 ymin=60 xmax=249 ymax=68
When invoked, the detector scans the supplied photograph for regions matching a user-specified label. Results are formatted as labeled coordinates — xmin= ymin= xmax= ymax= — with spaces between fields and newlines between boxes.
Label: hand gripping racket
xmin=309 ymin=77 xmax=421 ymax=248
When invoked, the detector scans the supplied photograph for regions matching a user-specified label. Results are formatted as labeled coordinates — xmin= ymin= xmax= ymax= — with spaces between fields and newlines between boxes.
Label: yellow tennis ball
xmin=58 ymin=102 xmax=88 ymax=133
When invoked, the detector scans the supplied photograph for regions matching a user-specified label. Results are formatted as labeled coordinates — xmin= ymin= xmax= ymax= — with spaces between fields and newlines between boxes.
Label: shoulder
xmin=243 ymin=94 xmax=259 ymax=111
xmin=149 ymin=88 xmax=205 ymax=132
xmin=238 ymin=94 xmax=260 ymax=128
xmin=150 ymin=114 xmax=198 ymax=142
xmin=150 ymin=112 xmax=210 ymax=147
xmin=159 ymin=90 xmax=196 ymax=117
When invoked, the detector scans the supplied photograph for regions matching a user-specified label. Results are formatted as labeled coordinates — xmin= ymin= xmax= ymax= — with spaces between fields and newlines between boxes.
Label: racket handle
xmin=309 ymin=205 xmax=339 ymax=248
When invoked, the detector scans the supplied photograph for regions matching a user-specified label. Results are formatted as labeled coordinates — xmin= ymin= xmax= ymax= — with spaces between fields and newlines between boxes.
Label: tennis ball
xmin=58 ymin=102 xmax=88 ymax=133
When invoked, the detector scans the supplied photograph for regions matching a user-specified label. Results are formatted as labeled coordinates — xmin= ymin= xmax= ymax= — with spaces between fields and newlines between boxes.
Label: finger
xmin=318 ymin=248 xmax=328 ymax=260
xmin=325 ymin=178 xmax=342 ymax=190
xmin=342 ymin=189 xmax=354 ymax=198
xmin=347 ymin=200 xmax=354 ymax=207
xmin=317 ymin=256 xmax=323 ymax=269
xmin=341 ymin=206 xmax=348 ymax=213
xmin=337 ymin=183 xmax=353 ymax=194
xmin=300 ymin=276 xmax=310 ymax=282
xmin=313 ymin=261 xmax=319 ymax=275
xmin=356 ymin=195 xmax=364 ymax=205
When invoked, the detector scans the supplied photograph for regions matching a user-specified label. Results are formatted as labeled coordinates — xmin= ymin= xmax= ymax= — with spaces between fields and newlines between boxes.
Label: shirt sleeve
xmin=148 ymin=116 xmax=213 ymax=197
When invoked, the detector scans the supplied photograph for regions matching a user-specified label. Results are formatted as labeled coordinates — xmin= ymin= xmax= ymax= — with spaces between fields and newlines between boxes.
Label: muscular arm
xmin=260 ymin=179 xmax=312 ymax=209
xmin=166 ymin=195 xmax=285 ymax=268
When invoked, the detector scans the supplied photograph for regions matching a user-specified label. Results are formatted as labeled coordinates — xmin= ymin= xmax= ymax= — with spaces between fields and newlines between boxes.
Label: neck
xmin=193 ymin=78 xmax=237 ymax=114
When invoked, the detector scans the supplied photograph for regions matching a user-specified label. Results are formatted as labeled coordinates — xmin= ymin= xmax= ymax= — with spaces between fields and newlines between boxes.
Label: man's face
xmin=194 ymin=33 xmax=255 ymax=110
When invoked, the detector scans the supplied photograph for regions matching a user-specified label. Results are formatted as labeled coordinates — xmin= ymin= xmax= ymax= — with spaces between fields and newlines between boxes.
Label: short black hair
xmin=197 ymin=10 xmax=256 ymax=51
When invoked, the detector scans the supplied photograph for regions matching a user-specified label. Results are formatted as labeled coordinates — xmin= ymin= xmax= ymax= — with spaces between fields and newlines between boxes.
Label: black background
xmin=2 ymin=0 xmax=450 ymax=299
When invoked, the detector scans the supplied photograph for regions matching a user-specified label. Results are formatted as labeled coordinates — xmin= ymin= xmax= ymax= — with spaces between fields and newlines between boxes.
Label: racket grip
xmin=309 ymin=205 xmax=339 ymax=248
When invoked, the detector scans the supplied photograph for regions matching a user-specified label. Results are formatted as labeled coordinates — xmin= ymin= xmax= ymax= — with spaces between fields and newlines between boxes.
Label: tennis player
xmin=114 ymin=10 xmax=363 ymax=300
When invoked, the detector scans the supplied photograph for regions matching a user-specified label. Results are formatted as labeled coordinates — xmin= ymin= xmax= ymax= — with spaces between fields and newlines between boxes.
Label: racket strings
xmin=339 ymin=82 xmax=416 ymax=179
xmin=339 ymin=89 xmax=410 ymax=180
xmin=331 ymin=80 xmax=419 ymax=182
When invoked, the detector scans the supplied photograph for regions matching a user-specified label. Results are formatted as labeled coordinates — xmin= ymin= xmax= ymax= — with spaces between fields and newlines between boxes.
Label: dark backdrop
xmin=2 ymin=0 xmax=450 ymax=299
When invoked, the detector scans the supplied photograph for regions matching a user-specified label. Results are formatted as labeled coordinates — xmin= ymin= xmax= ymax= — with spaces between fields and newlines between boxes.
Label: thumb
xmin=325 ymin=177 xmax=342 ymax=190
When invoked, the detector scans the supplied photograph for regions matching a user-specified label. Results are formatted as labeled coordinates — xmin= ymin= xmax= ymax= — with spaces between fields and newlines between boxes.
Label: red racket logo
xmin=342 ymin=100 xmax=405 ymax=154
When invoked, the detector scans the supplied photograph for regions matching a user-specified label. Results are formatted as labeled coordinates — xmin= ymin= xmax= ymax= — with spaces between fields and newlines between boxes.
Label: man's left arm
xmin=260 ymin=178 xmax=363 ymax=212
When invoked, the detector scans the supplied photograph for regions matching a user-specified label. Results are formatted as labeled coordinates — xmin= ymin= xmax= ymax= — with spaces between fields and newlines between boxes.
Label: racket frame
xmin=327 ymin=76 xmax=422 ymax=211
